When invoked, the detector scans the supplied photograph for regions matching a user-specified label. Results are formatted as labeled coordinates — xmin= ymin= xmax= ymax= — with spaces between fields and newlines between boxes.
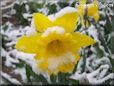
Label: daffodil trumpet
xmin=15 ymin=7 xmax=96 ymax=75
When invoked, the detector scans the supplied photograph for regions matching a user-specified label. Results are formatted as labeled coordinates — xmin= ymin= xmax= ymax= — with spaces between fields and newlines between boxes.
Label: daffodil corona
xmin=15 ymin=7 xmax=96 ymax=75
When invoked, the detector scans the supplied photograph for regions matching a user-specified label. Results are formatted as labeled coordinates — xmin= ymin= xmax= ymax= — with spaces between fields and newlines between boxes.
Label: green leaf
xmin=58 ymin=2 xmax=69 ymax=8
xmin=72 ymin=61 xmax=79 ymax=74
xmin=13 ymin=4 xmax=20 ymax=10
xmin=74 ymin=24 xmax=82 ymax=32
xmin=35 ymin=74 xmax=48 ymax=84
xmin=57 ymin=72 xmax=70 ymax=85
xmin=25 ymin=64 xmax=31 ymax=83
xmin=25 ymin=64 xmax=48 ymax=84
xmin=112 ymin=15 xmax=114 ymax=31
xmin=104 ymin=14 xmax=112 ymax=35
xmin=110 ymin=36 xmax=114 ymax=54
xmin=28 ymin=2 xmax=38 ymax=13
xmin=2 ymin=34 xmax=9 ymax=49
xmin=68 ymin=78 xmax=79 ymax=85
xmin=47 ymin=4 xmax=57 ymax=15
xmin=80 ymin=49 xmax=87 ymax=73
xmin=70 ymin=1 xmax=76 ymax=7
xmin=20 ymin=3 xmax=26 ymax=13
xmin=15 ymin=60 xmax=25 ymax=68
xmin=50 ymin=74 xmax=57 ymax=84
xmin=2 ymin=25 xmax=8 ymax=31
xmin=94 ymin=43 xmax=104 ymax=58
xmin=57 ymin=72 xmax=79 ymax=85
xmin=13 ymin=3 xmax=28 ymax=26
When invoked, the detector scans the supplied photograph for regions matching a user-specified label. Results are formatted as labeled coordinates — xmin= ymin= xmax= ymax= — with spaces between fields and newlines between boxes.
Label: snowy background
xmin=1 ymin=0 xmax=114 ymax=85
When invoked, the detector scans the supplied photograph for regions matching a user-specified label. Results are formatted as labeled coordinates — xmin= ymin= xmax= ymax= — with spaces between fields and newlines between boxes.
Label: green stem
xmin=81 ymin=49 xmax=87 ymax=72
xmin=82 ymin=5 xmax=88 ymax=72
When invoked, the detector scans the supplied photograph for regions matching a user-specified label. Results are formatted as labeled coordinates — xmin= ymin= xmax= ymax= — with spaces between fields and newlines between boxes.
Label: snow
xmin=111 ymin=32 xmax=114 ymax=37
xmin=13 ymin=68 xmax=27 ymax=82
xmin=6 ymin=41 xmax=16 ymax=47
xmin=87 ymin=65 xmax=114 ymax=85
xmin=5 ymin=55 xmax=17 ymax=67
xmin=1 ymin=22 xmax=36 ymax=83
xmin=48 ymin=15 xmax=56 ymax=22
xmin=99 ymin=21 xmax=106 ymax=26
xmin=55 ymin=7 xmax=77 ymax=18
xmin=6 ymin=30 xmax=22 ymax=40
xmin=25 ymin=4 xmax=29 ymax=12
xmin=112 ymin=54 xmax=114 ymax=59
xmin=2 ymin=14 xmax=11 ymax=18
xmin=71 ymin=64 xmax=114 ymax=85
xmin=1 ymin=71 xmax=22 ymax=85
xmin=48 ymin=7 xmax=77 ymax=21
xmin=38 ymin=8 xmax=49 ymax=15
xmin=94 ymin=57 xmax=110 ymax=65
xmin=14 ymin=50 xmax=35 ymax=66
xmin=71 ymin=55 xmax=114 ymax=85
xmin=42 ymin=26 xmax=65 ymax=37
xmin=10 ymin=9 xmax=16 ymax=15
xmin=25 ymin=20 xmax=37 ymax=36
xmin=33 ymin=52 xmax=76 ymax=75
xmin=1 ymin=0 xmax=16 ymax=10
xmin=87 ymin=24 xmax=98 ymax=39
xmin=23 ymin=13 xmax=32 ymax=19
xmin=1 ymin=48 xmax=19 ymax=67
xmin=1 ymin=77 xmax=5 ymax=84
xmin=1 ymin=21 xmax=35 ymax=68
xmin=47 ymin=52 xmax=75 ymax=71
xmin=47 ymin=0 xmax=60 ymax=4
xmin=86 ymin=56 xmax=96 ymax=72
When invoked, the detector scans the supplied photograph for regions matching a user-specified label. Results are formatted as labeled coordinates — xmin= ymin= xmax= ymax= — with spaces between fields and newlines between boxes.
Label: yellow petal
xmin=53 ymin=12 xmax=78 ymax=32
xmin=38 ymin=58 xmax=48 ymax=71
xmin=77 ymin=1 xmax=85 ymax=27
xmin=15 ymin=34 xmax=40 ymax=53
xmin=93 ymin=14 xmax=99 ymax=21
xmin=74 ymin=54 xmax=80 ymax=62
xmin=79 ymin=0 xmax=86 ymax=4
xmin=87 ymin=0 xmax=99 ymax=21
xmin=58 ymin=62 xmax=75 ymax=73
xmin=33 ymin=13 xmax=52 ymax=32
xmin=72 ymin=32 xmax=96 ymax=48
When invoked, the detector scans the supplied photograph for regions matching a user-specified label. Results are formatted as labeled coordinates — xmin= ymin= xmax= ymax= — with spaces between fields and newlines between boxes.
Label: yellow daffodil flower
xmin=15 ymin=10 xmax=96 ymax=75
xmin=77 ymin=0 xmax=99 ymax=27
